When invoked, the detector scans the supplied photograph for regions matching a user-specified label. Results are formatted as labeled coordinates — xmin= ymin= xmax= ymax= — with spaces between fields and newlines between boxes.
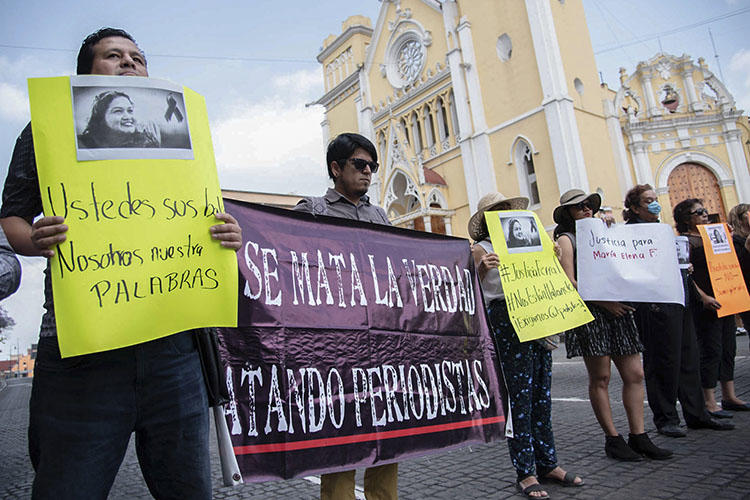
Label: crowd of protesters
xmin=470 ymin=185 xmax=748 ymax=499
xmin=1 ymin=25 xmax=749 ymax=500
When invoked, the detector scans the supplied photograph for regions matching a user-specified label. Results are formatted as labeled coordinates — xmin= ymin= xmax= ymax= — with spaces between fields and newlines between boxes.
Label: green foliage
xmin=0 ymin=306 xmax=15 ymax=344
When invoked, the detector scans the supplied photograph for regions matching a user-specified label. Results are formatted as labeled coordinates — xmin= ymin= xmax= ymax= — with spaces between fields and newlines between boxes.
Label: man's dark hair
xmin=326 ymin=133 xmax=378 ymax=179
xmin=673 ymin=198 xmax=703 ymax=233
xmin=622 ymin=183 xmax=654 ymax=222
xmin=77 ymin=27 xmax=142 ymax=75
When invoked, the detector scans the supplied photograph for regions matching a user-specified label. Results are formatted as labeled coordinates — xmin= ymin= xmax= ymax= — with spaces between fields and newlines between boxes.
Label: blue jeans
xmin=29 ymin=332 xmax=210 ymax=500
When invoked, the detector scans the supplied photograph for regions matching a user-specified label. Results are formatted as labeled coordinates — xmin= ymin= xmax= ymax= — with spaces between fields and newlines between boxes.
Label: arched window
xmin=449 ymin=90 xmax=460 ymax=139
xmin=423 ymin=105 xmax=435 ymax=148
xmin=515 ymin=140 xmax=540 ymax=205
xmin=410 ymin=112 xmax=423 ymax=152
xmin=326 ymin=64 xmax=334 ymax=90
xmin=436 ymin=97 xmax=449 ymax=141
xmin=377 ymin=132 xmax=386 ymax=164
xmin=400 ymin=118 xmax=410 ymax=145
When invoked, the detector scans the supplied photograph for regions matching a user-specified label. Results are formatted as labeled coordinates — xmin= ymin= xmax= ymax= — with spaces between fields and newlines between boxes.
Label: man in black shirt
xmin=1 ymin=28 xmax=241 ymax=499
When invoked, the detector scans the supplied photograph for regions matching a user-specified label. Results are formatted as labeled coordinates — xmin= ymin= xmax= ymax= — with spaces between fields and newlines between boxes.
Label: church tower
xmin=315 ymin=1 xmax=637 ymax=237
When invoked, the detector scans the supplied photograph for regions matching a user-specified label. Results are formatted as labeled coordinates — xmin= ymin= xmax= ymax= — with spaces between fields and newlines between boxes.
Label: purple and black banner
xmin=218 ymin=199 xmax=506 ymax=482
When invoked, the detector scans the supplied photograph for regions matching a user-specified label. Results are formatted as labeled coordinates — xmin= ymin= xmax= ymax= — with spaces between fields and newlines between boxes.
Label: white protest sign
xmin=576 ymin=219 xmax=684 ymax=304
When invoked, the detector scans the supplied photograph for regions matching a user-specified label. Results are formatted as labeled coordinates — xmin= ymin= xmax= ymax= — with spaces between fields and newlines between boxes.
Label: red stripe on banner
xmin=233 ymin=416 xmax=505 ymax=455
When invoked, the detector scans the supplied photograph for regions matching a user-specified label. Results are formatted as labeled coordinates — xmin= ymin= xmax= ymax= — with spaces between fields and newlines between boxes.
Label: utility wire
xmin=0 ymin=43 xmax=317 ymax=64
xmin=594 ymin=7 xmax=750 ymax=55
xmin=3 ymin=7 xmax=749 ymax=64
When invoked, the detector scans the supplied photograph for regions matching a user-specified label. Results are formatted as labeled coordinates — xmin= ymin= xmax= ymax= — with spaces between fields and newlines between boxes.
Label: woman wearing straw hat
xmin=553 ymin=189 xmax=672 ymax=461
xmin=470 ymin=192 xmax=583 ymax=499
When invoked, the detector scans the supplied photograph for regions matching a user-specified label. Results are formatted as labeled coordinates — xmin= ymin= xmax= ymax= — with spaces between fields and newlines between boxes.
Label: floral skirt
xmin=564 ymin=303 xmax=643 ymax=358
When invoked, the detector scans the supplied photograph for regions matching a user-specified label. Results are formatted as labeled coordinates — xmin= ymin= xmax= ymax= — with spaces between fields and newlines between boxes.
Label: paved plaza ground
xmin=1 ymin=341 xmax=749 ymax=499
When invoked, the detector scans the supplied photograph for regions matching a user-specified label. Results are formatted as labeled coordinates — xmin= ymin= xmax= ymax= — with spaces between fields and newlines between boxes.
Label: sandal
xmin=516 ymin=480 xmax=550 ymax=499
xmin=541 ymin=470 xmax=584 ymax=487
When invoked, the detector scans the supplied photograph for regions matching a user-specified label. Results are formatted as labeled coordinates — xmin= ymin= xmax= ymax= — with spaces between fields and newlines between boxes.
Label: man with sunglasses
xmin=295 ymin=132 xmax=397 ymax=499
xmin=295 ymin=132 xmax=389 ymax=224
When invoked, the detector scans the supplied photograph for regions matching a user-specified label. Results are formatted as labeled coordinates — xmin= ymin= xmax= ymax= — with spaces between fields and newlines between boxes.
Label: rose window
xmin=397 ymin=40 xmax=425 ymax=84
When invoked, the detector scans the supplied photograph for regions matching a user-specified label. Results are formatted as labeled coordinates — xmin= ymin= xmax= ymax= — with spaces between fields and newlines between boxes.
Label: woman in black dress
xmin=674 ymin=199 xmax=749 ymax=414
xmin=554 ymin=189 xmax=671 ymax=461
xmin=728 ymin=203 xmax=750 ymax=358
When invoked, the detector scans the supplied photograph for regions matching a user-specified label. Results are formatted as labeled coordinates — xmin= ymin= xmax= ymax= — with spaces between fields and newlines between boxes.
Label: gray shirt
xmin=294 ymin=187 xmax=391 ymax=225
xmin=0 ymin=225 xmax=21 ymax=301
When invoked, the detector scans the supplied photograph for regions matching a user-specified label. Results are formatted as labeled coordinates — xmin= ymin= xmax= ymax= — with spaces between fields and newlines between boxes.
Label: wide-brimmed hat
xmin=553 ymin=189 xmax=601 ymax=223
xmin=468 ymin=192 xmax=529 ymax=241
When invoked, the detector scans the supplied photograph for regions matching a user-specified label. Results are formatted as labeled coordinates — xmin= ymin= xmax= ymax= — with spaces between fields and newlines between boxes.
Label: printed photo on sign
xmin=71 ymin=75 xmax=193 ymax=161
xmin=675 ymin=235 xmax=690 ymax=269
xmin=498 ymin=213 xmax=542 ymax=254
xmin=704 ymin=223 xmax=731 ymax=255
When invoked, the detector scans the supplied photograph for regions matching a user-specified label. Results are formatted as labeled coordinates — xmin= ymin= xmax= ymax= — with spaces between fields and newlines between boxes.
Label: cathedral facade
xmin=313 ymin=0 xmax=750 ymax=237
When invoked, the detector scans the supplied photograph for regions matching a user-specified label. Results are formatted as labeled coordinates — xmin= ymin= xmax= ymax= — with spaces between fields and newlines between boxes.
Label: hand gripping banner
xmin=217 ymin=200 xmax=506 ymax=482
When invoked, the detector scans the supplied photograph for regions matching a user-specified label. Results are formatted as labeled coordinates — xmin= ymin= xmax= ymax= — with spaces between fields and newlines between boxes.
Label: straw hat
xmin=468 ymin=192 xmax=529 ymax=241
xmin=553 ymin=189 xmax=602 ymax=224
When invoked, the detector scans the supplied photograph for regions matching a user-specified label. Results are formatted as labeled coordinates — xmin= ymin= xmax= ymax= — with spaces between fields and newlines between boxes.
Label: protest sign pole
xmin=213 ymin=406 xmax=243 ymax=487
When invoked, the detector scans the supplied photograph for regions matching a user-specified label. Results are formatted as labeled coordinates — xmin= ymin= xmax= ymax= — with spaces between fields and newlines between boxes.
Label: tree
xmin=0 ymin=305 xmax=15 ymax=345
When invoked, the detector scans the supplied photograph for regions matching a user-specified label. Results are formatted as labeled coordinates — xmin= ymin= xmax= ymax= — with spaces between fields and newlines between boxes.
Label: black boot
xmin=628 ymin=432 xmax=673 ymax=460
xmin=604 ymin=434 xmax=643 ymax=461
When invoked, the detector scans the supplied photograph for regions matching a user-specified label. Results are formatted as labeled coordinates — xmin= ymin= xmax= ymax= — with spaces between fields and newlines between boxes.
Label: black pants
xmin=742 ymin=312 xmax=750 ymax=352
xmin=634 ymin=302 xmax=709 ymax=428
xmin=693 ymin=309 xmax=737 ymax=388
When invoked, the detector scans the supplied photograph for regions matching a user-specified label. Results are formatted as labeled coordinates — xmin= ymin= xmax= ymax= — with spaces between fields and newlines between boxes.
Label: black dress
xmin=556 ymin=232 xmax=643 ymax=358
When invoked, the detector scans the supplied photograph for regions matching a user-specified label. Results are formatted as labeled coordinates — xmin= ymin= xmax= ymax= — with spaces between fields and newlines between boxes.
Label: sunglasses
xmin=347 ymin=157 xmax=379 ymax=173
xmin=573 ymin=201 xmax=592 ymax=211
xmin=690 ymin=208 xmax=709 ymax=216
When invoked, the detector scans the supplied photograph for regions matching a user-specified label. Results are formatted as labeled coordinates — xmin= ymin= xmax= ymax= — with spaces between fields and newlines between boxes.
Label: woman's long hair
xmin=507 ymin=218 xmax=524 ymax=245
xmin=553 ymin=207 xmax=575 ymax=239
xmin=79 ymin=91 xmax=133 ymax=144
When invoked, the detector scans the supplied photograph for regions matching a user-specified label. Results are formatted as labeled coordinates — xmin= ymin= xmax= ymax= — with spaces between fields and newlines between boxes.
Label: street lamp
xmin=12 ymin=344 xmax=18 ymax=378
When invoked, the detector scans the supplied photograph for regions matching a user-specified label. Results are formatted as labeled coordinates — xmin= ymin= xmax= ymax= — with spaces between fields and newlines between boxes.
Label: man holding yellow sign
xmin=0 ymin=28 xmax=240 ymax=499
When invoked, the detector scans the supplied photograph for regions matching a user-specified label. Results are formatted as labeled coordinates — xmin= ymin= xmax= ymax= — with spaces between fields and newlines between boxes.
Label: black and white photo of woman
xmin=77 ymin=90 xmax=160 ymax=149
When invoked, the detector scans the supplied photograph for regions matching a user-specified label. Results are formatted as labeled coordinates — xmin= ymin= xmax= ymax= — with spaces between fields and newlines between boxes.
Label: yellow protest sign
xmin=485 ymin=210 xmax=592 ymax=341
xmin=697 ymin=223 xmax=750 ymax=317
xmin=28 ymin=75 xmax=238 ymax=357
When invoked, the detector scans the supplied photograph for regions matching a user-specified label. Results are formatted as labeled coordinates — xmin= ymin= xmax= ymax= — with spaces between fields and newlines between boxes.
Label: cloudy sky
xmin=1 ymin=0 xmax=748 ymax=354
